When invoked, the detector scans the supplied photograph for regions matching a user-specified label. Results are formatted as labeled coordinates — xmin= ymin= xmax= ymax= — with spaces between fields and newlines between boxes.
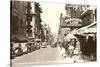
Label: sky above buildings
xmin=40 ymin=2 xmax=66 ymax=34
xmin=31 ymin=2 xmax=96 ymax=35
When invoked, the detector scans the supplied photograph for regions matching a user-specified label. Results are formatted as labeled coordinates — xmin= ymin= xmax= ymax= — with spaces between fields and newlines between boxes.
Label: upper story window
xmin=14 ymin=1 xmax=19 ymax=9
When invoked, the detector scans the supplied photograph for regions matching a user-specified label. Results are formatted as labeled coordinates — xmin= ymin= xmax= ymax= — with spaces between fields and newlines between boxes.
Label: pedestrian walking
xmin=68 ymin=43 xmax=74 ymax=58
xmin=60 ymin=46 xmax=66 ymax=59
xmin=73 ymin=38 xmax=83 ymax=62
xmin=60 ymin=33 xmax=68 ymax=59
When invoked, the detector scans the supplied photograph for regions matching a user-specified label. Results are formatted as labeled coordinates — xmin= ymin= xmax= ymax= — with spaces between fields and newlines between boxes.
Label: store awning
xmin=84 ymin=27 xmax=96 ymax=34
xmin=78 ymin=22 xmax=96 ymax=34
xmin=11 ymin=34 xmax=28 ymax=43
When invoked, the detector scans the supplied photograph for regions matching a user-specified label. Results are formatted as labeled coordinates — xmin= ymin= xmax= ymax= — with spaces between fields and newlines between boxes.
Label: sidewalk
xmin=57 ymin=46 xmax=93 ymax=63
xmin=61 ymin=55 xmax=92 ymax=63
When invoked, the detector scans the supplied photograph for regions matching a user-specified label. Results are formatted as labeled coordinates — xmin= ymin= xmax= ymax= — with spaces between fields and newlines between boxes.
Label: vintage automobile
xmin=11 ymin=36 xmax=28 ymax=58
xmin=26 ymin=42 xmax=36 ymax=53
xmin=11 ymin=42 xmax=28 ymax=59
xmin=41 ymin=42 xmax=47 ymax=48
xmin=11 ymin=43 xmax=15 ymax=59
xmin=14 ymin=43 xmax=23 ymax=56
xmin=35 ymin=39 xmax=41 ymax=49
xmin=51 ymin=42 xmax=57 ymax=48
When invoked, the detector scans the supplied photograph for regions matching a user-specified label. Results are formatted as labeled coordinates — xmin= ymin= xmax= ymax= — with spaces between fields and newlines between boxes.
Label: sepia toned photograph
xmin=10 ymin=0 xmax=97 ymax=67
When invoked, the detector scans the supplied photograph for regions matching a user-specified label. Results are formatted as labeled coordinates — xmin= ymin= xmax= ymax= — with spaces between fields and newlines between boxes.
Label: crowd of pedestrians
xmin=59 ymin=33 xmax=96 ymax=63
xmin=59 ymin=33 xmax=83 ymax=62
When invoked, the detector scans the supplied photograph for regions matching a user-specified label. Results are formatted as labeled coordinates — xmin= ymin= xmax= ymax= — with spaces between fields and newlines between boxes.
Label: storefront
xmin=74 ymin=22 xmax=96 ymax=60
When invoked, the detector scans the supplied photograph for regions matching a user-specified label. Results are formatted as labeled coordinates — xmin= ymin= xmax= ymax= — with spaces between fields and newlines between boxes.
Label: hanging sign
xmin=65 ymin=18 xmax=82 ymax=27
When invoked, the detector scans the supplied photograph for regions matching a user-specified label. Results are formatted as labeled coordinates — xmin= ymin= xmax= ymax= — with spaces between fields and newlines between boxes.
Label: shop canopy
xmin=77 ymin=22 xmax=96 ymax=34
xmin=84 ymin=28 xmax=96 ymax=34
xmin=11 ymin=34 xmax=28 ymax=43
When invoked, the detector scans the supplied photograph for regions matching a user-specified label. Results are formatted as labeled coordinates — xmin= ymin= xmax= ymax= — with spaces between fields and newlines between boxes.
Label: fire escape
xmin=26 ymin=2 xmax=33 ymax=38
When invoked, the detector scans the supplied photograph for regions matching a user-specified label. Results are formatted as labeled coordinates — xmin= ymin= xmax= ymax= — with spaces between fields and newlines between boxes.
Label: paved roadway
xmin=12 ymin=46 xmax=62 ymax=67
xmin=11 ymin=45 xmax=92 ymax=67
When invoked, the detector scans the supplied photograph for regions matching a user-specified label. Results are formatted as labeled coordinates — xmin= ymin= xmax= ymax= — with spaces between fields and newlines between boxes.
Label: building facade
xmin=42 ymin=23 xmax=51 ymax=42
xmin=26 ymin=2 xmax=34 ymax=38
xmin=29 ymin=2 xmax=43 ymax=40
xmin=11 ymin=1 xmax=28 ymax=42
xmin=58 ymin=4 xmax=89 ymax=42
xmin=80 ymin=5 xmax=96 ymax=27
xmin=65 ymin=4 xmax=89 ymax=18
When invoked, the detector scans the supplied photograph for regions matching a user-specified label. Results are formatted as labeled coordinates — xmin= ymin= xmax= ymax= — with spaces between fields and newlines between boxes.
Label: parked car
xmin=35 ymin=39 xmax=41 ymax=49
xmin=11 ymin=42 xmax=28 ymax=59
xmin=11 ymin=43 xmax=15 ymax=59
xmin=41 ymin=42 xmax=47 ymax=48
xmin=14 ymin=43 xmax=23 ymax=56
xmin=51 ymin=42 xmax=57 ymax=48
xmin=26 ymin=42 xmax=36 ymax=53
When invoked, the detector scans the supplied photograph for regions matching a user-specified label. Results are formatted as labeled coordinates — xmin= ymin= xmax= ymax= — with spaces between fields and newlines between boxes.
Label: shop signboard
xmin=65 ymin=18 xmax=82 ymax=27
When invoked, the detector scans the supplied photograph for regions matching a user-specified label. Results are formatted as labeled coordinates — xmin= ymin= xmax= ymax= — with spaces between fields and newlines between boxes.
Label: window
xmin=14 ymin=1 xmax=19 ymax=9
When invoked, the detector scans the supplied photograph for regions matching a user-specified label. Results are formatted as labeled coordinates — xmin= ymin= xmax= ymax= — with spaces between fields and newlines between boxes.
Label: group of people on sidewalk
xmin=59 ymin=33 xmax=82 ymax=62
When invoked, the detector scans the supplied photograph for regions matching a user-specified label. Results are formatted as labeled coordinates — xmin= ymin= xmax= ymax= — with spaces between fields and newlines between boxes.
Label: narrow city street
xmin=10 ymin=1 xmax=97 ymax=67
xmin=12 ymin=46 xmax=62 ymax=67
xmin=12 ymin=45 xmax=92 ymax=67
